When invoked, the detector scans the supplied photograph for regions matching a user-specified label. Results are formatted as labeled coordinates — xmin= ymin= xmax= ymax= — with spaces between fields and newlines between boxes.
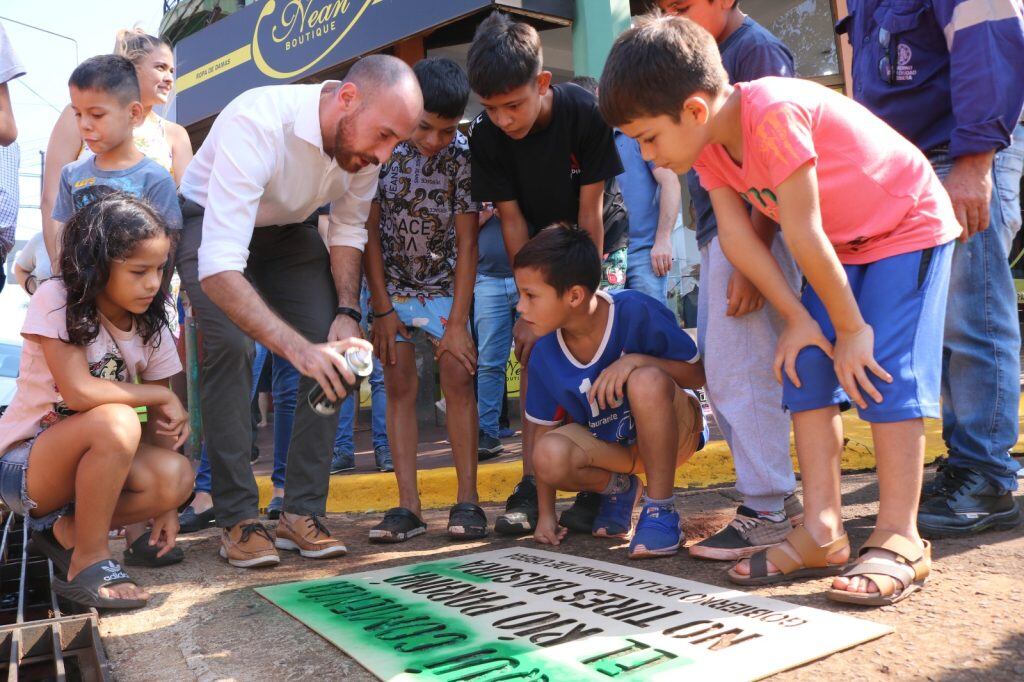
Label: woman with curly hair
xmin=0 ymin=191 xmax=193 ymax=610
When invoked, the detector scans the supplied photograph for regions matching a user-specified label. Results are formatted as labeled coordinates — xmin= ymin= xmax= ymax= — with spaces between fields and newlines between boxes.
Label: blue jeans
xmin=625 ymin=247 xmax=668 ymax=305
xmin=932 ymin=124 xmax=1024 ymax=492
xmin=473 ymin=273 xmax=518 ymax=438
xmin=332 ymin=355 xmax=388 ymax=454
xmin=194 ymin=345 xmax=300 ymax=492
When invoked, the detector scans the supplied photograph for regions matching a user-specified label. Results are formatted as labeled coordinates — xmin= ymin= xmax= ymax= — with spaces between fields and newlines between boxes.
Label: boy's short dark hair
xmin=467 ymin=11 xmax=542 ymax=98
xmin=599 ymin=15 xmax=727 ymax=127
xmin=569 ymin=76 xmax=599 ymax=97
xmin=513 ymin=224 xmax=601 ymax=295
xmin=413 ymin=57 xmax=470 ymax=120
xmin=68 ymin=54 xmax=141 ymax=105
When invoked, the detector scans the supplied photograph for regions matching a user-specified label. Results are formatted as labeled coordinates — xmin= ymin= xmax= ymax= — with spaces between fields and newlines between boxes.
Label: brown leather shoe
xmin=275 ymin=513 xmax=348 ymax=559
xmin=219 ymin=520 xmax=280 ymax=568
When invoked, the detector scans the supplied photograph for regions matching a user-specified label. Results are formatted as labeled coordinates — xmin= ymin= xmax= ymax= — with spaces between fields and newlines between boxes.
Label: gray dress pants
xmin=177 ymin=199 xmax=338 ymax=527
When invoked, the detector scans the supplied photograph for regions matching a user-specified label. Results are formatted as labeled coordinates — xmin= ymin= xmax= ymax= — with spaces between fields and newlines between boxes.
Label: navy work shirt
xmin=836 ymin=0 xmax=1024 ymax=157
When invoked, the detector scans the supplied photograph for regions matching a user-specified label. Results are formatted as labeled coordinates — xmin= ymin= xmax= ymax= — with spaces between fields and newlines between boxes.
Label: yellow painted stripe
xmin=177 ymin=44 xmax=253 ymax=94
xmin=256 ymin=405 xmax=1024 ymax=513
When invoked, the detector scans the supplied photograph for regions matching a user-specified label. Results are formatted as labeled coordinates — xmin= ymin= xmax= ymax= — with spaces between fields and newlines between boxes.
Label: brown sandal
xmin=826 ymin=530 xmax=930 ymax=607
xmin=728 ymin=525 xmax=849 ymax=586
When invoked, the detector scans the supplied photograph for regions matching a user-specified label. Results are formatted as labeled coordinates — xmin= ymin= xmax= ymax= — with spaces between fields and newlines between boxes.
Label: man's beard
xmin=332 ymin=112 xmax=379 ymax=173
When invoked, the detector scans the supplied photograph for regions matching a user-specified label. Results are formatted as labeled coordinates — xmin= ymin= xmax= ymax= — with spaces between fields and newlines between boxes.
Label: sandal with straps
xmin=728 ymin=525 xmax=849 ymax=586
xmin=827 ymin=530 xmax=930 ymax=607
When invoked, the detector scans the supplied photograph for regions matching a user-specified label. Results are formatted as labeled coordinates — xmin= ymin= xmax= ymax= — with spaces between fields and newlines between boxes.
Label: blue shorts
xmin=0 ymin=439 xmax=67 ymax=530
xmin=783 ymin=242 xmax=953 ymax=422
xmin=392 ymin=294 xmax=454 ymax=344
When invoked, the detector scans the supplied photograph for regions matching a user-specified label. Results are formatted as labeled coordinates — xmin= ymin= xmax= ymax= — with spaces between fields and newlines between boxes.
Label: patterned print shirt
xmin=375 ymin=133 xmax=478 ymax=298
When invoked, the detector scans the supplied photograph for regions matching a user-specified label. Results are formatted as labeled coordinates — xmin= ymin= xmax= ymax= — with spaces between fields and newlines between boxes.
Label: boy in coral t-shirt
xmin=599 ymin=16 xmax=960 ymax=608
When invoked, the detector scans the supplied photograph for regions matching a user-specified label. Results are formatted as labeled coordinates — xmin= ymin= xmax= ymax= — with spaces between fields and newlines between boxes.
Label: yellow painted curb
xmin=258 ymin=404 xmax=1024 ymax=513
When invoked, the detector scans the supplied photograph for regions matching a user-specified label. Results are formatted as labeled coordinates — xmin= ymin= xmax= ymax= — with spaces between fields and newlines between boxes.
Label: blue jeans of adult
xmin=332 ymin=355 xmax=388 ymax=455
xmin=194 ymin=345 xmax=300 ymax=492
xmin=625 ymin=246 xmax=668 ymax=305
xmin=931 ymin=124 xmax=1024 ymax=493
xmin=473 ymin=273 xmax=518 ymax=439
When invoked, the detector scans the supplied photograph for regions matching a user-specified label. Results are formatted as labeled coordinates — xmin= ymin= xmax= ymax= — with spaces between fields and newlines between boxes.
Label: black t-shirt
xmin=469 ymin=83 xmax=628 ymax=253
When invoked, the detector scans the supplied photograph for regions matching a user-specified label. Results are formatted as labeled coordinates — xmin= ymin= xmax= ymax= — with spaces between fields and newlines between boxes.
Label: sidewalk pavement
xmin=100 ymin=466 xmax=1023 ymax=681
xmin=248 ymin=397 xmax=1024 ymax=513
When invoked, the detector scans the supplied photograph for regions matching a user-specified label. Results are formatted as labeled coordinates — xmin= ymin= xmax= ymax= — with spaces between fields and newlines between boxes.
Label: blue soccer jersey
xmin=525 ymin=290 xmax=706 ymax=446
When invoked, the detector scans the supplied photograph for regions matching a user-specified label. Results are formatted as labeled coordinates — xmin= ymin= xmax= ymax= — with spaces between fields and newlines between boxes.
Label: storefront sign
xmin=173 ymin=0 xmax=572 ymax=126
xmin=257 ymin=547 xmax=890 ymax=681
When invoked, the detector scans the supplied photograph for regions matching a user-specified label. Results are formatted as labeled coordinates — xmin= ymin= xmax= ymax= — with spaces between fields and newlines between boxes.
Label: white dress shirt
xmin=180 ymin=82 xmax=379 ymax=281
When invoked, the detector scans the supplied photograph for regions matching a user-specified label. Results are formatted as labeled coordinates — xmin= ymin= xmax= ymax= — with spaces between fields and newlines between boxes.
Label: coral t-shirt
xmin=693 ymin=78 xmax=960 ymax=264
xmin=0 ymin=280 xmax=182 ymax=454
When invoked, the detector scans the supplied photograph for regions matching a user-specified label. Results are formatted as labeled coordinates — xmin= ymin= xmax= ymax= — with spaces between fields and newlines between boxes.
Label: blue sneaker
xmin=591 ymin=475 xmax=642 ymax=539
xmin=629 ymin=503 xmax=683 ymax=559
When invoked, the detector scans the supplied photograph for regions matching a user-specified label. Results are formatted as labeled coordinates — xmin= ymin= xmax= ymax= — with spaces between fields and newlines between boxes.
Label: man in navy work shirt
xmin=838 ymin=0 xmax=1024 ymax=537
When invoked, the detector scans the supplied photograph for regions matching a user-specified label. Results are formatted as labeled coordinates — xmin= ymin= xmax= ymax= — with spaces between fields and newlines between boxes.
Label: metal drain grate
xmin=0 ymin=513 xmax=111 ymax=681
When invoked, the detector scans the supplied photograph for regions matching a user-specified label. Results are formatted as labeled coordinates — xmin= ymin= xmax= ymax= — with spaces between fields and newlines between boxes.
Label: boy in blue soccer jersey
xmin=517 ymin=225 xmax=707 ymax=559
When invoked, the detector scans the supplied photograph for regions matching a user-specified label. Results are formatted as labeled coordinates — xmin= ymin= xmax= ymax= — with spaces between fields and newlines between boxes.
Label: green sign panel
xmin=257 ymin=548 xmax=891 ymax=681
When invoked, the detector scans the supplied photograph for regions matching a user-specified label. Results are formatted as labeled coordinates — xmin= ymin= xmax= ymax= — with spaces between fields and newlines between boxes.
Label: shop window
xmin=743 ymin=0 xmax=841 ymax=83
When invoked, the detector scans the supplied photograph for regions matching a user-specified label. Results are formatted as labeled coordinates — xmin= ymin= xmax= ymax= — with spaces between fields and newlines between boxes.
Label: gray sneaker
xmin=688 ymin=506 xmax=791 ymax=561
xmin=784 ymin=492 xmax=804 ymax=526
xmin=375 ymin=445 xmax=394 ymax=472
xmin=330 ymin=451 xmax=355 ymax=474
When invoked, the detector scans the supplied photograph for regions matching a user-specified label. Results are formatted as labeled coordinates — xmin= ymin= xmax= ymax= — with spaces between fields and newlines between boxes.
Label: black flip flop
xmin=30 ymin=527 xmax=73 ymax=578
xmin=51 ymin=559 xmax=149 ymax=610
xmin=368 ymin=507 xmax=427 ymax=543
xmin=123 ymin=531 xmax=185 ymax=567
xmin=448 ymin=503 xmax=488 ymax=540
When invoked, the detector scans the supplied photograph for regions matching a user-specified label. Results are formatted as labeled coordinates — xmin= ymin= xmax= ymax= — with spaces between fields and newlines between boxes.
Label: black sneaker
xmin=921 ymin=459 xmax=954 ymax=499
xmin=374 ymin=446 xmax=394 ymax=472
xmin=559 ymin=492 xmax=602 ymax=533
xmin=478 ymin=432 xmax=504 ymax=461
xmin=494 ymin=478 xmax=538 ymax=535
xmin=917 ymin=465 xmax=1021 ymax=537
xmin=330 ymin=450 xmax=355 ymax=474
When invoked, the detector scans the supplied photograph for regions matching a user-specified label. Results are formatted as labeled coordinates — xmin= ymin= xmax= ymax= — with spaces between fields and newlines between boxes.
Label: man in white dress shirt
xmin=177 ymin=55 xmax=422 ymax=568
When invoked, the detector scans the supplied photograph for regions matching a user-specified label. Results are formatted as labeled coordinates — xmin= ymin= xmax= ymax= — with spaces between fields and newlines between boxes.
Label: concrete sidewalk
xmin=248 ymin=399 xmax=1024 ymax=513
xmin=100 ymin=466 xmax=1024 ymax=681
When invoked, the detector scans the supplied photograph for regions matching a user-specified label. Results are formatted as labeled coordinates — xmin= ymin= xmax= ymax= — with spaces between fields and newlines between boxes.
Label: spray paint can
xmin=307 ymin=347 xmax=374 ymax=417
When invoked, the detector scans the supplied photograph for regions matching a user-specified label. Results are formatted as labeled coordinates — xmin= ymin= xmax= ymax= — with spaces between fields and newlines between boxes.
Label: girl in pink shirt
xmin=0 ymin=190 xmax=192 ymax=610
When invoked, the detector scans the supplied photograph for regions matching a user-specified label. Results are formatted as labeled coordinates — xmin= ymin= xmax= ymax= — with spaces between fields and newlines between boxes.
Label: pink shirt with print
xmin=693 ymin=77 xmax=961 ymax=264
xmin=0 ymin=280 xmax=181 ymax=455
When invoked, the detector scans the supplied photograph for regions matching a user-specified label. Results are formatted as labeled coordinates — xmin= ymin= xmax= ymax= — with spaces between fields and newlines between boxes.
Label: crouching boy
xmin=516 ymin=225 xmax=707 ymax=558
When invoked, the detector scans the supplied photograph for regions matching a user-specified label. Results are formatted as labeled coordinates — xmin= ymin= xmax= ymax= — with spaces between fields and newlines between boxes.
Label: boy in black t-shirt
xmin=467 ymin=11 xmax=625 ymax=536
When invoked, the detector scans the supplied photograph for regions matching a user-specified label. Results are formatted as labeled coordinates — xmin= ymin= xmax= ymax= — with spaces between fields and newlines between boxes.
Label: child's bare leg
xmin=833 ymin=419 xmax=925 ymax=594
xmin=61 ymin=445 xmax=193 ymax=541
xmin=384 ymin=343 xmax=422 ymax=515
xmin=123 ymin=419 xmax=192 ymax=545
xmin=109 ymin=445 xmax=194 ymax=526
xmin=627 ymin=367 xmax=679 ymax=499
xmin=533 ymin=434 xmax=619 ymax=493
xmin=439 ymin=353 xmax=479 ymax=504
xmin=26 ymin=404 xmax=148 ymax=601
xmin=733 ymin=406 xmax=850 ymax=576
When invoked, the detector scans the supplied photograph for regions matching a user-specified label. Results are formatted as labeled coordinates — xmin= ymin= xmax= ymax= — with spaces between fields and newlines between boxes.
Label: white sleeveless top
xmin=77 ymin=113 xmax=174 ymax=175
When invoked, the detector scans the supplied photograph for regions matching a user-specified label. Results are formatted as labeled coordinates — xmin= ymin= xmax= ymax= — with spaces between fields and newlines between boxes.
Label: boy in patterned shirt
xmin=363 ymin=57 xmax=482 ymax=542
